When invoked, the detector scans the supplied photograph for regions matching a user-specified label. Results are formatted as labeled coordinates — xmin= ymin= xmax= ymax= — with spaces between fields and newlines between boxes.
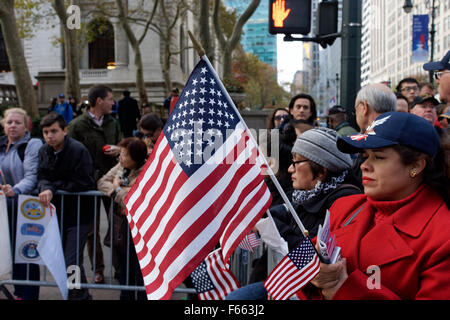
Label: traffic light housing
xmin=316 ymin=1 xmax=338 ymax=36
xmin=269 ymin=0 xmax=312 ymax=35
xmin=316 ymin=1 xmax=339 ymax=48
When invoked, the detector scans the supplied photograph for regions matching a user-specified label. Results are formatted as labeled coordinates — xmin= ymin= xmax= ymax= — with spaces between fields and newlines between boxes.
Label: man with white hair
xmin=353 ymin=83 xmax=397 ymax=132
xmin=350 ymin=84 xmax=397 ymax=188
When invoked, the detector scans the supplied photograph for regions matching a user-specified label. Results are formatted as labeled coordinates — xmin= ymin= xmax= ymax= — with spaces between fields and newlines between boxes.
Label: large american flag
xmin=264 ymin=234 xmax=320 ymax=300
xmin=124 ymin=56 xmax=272 ymax=300
xmin=190 ymin=248 xmax=240 ymax=300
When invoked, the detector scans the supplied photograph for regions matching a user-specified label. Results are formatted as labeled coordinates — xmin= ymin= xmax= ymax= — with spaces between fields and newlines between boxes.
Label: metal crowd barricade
xmin=0 ymin=190 xmax=274 ymax=299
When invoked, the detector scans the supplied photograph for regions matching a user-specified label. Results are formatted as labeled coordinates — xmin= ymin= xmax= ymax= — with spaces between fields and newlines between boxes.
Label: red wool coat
xmin=322 ymin=184 xmax=449 ymax=300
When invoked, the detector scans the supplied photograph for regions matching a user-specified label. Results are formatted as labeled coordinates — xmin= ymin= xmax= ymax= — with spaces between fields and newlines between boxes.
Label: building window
xmin=88 ymin=17 xmax=115 ymax=69
xmin=0 ymin=25 xmax=10 ymax=73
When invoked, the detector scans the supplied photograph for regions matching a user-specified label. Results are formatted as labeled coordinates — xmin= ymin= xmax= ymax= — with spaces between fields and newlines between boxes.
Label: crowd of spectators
xmin=0 ymin=50 xmax=449 ymax=301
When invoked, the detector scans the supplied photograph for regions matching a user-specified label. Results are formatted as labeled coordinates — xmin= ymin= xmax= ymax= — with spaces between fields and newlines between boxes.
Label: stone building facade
xmin=0 ymin=0 xmax=199 ymax=111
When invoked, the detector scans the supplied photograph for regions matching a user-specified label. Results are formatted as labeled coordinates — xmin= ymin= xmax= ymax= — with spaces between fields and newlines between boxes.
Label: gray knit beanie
xmin=291 ymin=127 xmax=352 ymax=173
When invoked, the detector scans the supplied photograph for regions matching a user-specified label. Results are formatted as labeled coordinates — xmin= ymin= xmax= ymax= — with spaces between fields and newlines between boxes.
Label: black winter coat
xmin=37 ymin=136 xmax=96 ymax=228
xmin=270 ymin=184 xmax=362 ymax=250
xmin=118 ymin=96 xmax=141 ymax=137
xmin=249 ymin=183 xmax=361 ymax=284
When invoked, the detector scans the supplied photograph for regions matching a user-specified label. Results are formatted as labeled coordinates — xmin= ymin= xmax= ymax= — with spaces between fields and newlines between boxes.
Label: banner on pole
xmin=411 ymin=14 xmax=429 ymax=64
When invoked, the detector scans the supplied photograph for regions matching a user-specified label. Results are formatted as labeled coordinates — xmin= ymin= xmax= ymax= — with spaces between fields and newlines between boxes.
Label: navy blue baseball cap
xmin=337 ymin=112 xmax=440 ymax=157
xmin=423 ymin=50 xmax=450 ymax=71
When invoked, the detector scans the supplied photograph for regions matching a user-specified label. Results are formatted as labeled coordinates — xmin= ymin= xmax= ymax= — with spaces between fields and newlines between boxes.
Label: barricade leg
xmin=87 ymin=198 xmax=105 ymax=282
xmin=64 ymin=224 xmax=91 ymax=300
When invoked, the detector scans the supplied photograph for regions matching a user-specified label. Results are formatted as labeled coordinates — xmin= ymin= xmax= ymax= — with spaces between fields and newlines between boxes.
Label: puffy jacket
xmin=0 ymin=133 xmax=42 ymax=195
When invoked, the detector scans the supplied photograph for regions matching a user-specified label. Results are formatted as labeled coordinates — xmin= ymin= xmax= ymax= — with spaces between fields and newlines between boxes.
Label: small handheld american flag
xmin=264 ymin=234 xmax=320 ymax=300
xmin=190 ymin=248 xmax=240 ymax=300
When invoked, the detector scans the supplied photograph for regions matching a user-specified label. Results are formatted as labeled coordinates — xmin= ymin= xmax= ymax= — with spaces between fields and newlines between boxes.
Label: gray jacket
xmin=0 ymin=133 xmax=43 ymax=195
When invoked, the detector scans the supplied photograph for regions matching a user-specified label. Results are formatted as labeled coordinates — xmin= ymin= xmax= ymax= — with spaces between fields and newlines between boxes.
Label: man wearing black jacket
xmin=37 ymin=112 xmax=96 ymax=300
xmin=118 ymin=90 xmax=141 ymax=138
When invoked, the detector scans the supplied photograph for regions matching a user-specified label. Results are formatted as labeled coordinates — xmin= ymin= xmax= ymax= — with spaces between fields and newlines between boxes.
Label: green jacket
xmin=335 ymin=121 xmax=358 ymax=137
xmin=68 ymin=111 xmax=120 ymax=181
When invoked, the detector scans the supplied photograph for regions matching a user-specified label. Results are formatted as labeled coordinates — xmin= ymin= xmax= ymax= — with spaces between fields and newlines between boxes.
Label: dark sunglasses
xmin=274 ymin=115 xmax=288 ymax=121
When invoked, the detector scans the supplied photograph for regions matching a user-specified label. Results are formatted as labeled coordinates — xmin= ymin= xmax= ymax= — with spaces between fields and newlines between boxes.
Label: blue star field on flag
xmin=288 ymin=237 xmax=317 ymax=268
xmin=190 ymin=260 xmax=215 ymax=294
xmin=163 ymin=60 xmax=241 ymax=176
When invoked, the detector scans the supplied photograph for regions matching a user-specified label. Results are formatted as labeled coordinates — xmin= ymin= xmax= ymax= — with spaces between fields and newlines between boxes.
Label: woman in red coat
xmin=307 ymin=112 xmax=450 ymax=300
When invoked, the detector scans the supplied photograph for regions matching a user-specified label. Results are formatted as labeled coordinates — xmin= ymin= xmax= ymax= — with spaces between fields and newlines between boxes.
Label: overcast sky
xmin=277 ymin=34 xmax=304 ymax=91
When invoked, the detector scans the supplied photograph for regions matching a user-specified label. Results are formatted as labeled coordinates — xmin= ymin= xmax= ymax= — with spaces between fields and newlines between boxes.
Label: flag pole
xmin=187 ymin=31 xmax=309 ymax=237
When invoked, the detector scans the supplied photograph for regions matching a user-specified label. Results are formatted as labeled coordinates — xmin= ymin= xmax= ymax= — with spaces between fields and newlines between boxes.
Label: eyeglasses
xmin=274 ymin=115 xmax=288 ymax=121
xmin=400 ymin=86 xmax=419 ymax=93
xmin=291 ymin=159 xmax=309 ymax=167
xmin=434 ymin=70 xmax=450 ymax=80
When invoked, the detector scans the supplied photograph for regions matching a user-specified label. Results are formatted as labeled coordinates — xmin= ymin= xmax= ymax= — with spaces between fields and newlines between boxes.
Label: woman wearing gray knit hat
xmin=276 ymin=127 xmax=361 ymax=246
xmin=228 ymin=128 xmax=362 ymax=299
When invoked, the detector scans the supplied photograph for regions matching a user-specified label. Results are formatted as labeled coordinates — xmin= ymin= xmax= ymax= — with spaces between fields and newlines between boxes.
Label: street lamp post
xmin=403 ymin=0 xmax=437 ymax=84
xmin=327 ymin=73 xmax=340 ymax=104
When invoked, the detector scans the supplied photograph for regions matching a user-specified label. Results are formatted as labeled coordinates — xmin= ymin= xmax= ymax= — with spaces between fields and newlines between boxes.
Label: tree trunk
xmin=223 ymin=47 xmax=232 ymax=81
xmin=0 ymin=0 xmax=38 ymax=118
xmin=213 ymin=0 xmax=260 ymax=80
xmin=162 ymin=40 xmax=172 ymax=96
xmin=53 ymin=0 xmax=81 ymax=104
xmin=115 ymin=0 xmax=149 ymax=106
xmin=199 ymin=0 xmax=214 ymax=63
xmin=133 ymin=43 xmax=147 ymax=106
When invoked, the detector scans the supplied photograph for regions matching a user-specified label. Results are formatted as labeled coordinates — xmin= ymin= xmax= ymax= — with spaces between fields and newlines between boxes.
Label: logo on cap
xmin=365 ymin=115 xmax=391 ymax=136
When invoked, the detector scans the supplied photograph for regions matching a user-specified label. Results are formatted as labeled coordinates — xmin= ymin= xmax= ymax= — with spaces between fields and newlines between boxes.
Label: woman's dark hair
xmin=308 ymin=161 xmax=327 ymax=181
xmin=40 ymin=112 xmax=66 ymax=130
xmin=267 ymin=108 xmax=289 ymax=130
xmin=288 ymin=93 xmax=317 ymax=125
xmin=392 ymin=133 xmax=450 ymax=208
xmin=118 ymin=137 xmax=148 ymax=167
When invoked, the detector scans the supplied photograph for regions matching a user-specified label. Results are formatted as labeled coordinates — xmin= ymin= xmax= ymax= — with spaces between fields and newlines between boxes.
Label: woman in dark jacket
xmin=227 ymin=128 xmax=362 ymax=299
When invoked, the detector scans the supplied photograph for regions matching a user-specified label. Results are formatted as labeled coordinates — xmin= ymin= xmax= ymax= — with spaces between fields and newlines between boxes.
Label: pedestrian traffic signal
xmin=269 ymin=0 xmax=312 ymax=35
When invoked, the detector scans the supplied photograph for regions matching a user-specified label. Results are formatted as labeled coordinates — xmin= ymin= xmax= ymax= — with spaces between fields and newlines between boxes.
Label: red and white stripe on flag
xmin=124 ymin=56 xmax=271 ymax=300
xmin=264 ymin=236 xmax=320 ymax=300
xmin=191 ymin=248 xmax=240 ymax=300
xmin=238 ymin=232 xmax=262 ymax=252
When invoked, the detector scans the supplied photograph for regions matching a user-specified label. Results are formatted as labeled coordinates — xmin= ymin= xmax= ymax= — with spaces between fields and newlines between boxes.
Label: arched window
xmin=0 ymin=25 xmax=11 ymax=73
xmin=88 ymin=17 xmax=115 ymax=69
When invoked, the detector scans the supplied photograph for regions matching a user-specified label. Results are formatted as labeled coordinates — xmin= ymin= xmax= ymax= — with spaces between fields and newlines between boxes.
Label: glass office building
xmin=226 ymin=1 xmax=277 ymax=68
